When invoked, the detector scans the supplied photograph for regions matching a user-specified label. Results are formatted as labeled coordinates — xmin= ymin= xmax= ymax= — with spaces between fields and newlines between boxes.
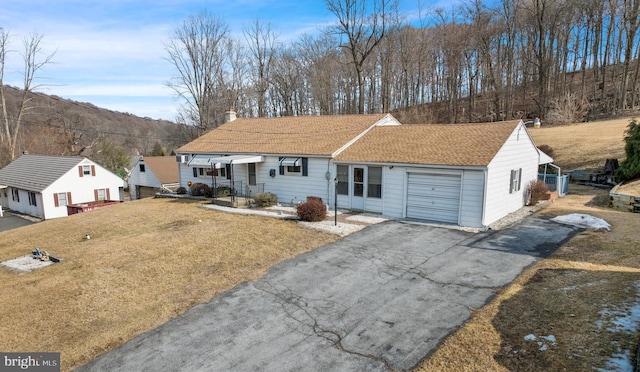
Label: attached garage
xmin=406 ymin=172 xmax=461 ymax=224
xmin=334 ymin=120 xmax=547 ymax=228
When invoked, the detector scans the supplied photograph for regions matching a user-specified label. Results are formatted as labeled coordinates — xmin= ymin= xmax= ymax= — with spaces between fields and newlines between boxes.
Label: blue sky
xmin=0 ymin=0 xmax=448 ymax=121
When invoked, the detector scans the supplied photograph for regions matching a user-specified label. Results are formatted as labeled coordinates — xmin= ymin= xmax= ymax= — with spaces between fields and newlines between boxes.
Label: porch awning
xmin=538 ymin=150 xmax=554 ymax=165
xmin=188 ymin=155 xmax=265 ymax=167
xmin=0 ymin=184 xmax=7 ymax=189
xmin=279 ymin=157 xmax=300 ymax=166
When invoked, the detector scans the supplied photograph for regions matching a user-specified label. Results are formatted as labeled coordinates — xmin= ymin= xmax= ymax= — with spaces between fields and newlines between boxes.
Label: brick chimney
xmin=225 ymin=109 xmax=237 ymax=123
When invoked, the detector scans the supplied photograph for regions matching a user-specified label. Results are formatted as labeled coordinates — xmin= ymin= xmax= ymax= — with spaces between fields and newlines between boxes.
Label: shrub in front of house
xmin=527 ymin=179 xmax=549 ymax=205
xmin=214 ymin=186 xmax=235 ymax=197
xmin=296 ymin=196 xmax=327 ymax=222
xmin=176 ymin=186 xmax=187 ymax=195
xmin=190 ymin=183 xmax=211 ymax=197
xmin=254 ymin=192 xmax=278 ymax=207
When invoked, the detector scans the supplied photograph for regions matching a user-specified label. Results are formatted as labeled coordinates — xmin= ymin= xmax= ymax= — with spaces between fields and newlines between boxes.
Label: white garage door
xmin=406 ymin=173 xmax=461 ymax=224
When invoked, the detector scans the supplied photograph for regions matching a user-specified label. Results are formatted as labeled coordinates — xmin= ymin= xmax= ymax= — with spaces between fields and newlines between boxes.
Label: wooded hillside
xmin=0 ymin=85 xmax=186 ymax=169
xmin=166 ymin=0 xmax=640 ymax=129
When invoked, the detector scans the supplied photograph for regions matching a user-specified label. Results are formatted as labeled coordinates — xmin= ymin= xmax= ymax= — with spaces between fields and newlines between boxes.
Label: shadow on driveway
xmin=76 ymin=215 xmax=582 ymax=372
xmin=0 ymin=212 xmax=36 ymax=232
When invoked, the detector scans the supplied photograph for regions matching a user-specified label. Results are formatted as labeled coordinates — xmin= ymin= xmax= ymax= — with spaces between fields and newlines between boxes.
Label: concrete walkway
xmin=76 ymin=215 xmax=582 ymax=372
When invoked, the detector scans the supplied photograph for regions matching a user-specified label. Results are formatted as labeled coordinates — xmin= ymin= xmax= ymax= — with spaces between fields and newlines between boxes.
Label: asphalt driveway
xmin=0 ymin=212 xmax=36 ymax=232
xmin=77 ymin=215 xmax=582 ymax=372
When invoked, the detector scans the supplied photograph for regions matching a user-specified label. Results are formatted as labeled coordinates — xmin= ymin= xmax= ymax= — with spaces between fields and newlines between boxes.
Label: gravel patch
xmin=1 ymin=255 xmax=54 ymax=273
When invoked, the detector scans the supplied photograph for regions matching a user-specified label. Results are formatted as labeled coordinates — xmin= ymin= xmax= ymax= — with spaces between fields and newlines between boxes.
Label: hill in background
xmin=1 ymin=85 xmax=190 ymax=168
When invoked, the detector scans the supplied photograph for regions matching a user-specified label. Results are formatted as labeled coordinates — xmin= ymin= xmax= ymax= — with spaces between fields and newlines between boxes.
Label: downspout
xmin=481 ymin=167 xmax=489 ymax=230
xmin=549 ymin=163 xmax=562 ymax=195
xmin=326 ymin=159 xmax=332 ymax=208
xmin=40 ymin=193 xmax=46 ymax=220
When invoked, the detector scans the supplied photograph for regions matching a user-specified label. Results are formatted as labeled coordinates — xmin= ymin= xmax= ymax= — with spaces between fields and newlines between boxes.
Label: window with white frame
xmin=510 ymin=168 xmax=522 ymax=194
xmin=82 ymin=165 xmax=92 ymax=176
xmin=139 ymin=164 xmax=146 ymax=172
xmin=336 ymin=165 xmax=349 ymax=195
xmin=57 ymin=192 xmax=68 ymax=206
xmin=11 ymin=188 xmax=19 ymax=202
xmin=367 ymin=167 xmax=382 ymax=198
xmin=97 ymin=189 xmax=106 ymax=200
xmin=28 ymin=192 xmax=37 ymax=206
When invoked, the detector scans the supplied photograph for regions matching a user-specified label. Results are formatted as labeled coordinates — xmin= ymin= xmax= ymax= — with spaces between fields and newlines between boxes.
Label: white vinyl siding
xmin=262 ymin=157 xmax=329 ymax=205
xmin=179 ymin=155 xmax=330 ymax=205
xmin=458 ymin=170 xmax=485 ymax=227
xmin=128 ymin=161 xmax=163 ymax=199
xmin=484 ymin=123 xmax=540 ymax=225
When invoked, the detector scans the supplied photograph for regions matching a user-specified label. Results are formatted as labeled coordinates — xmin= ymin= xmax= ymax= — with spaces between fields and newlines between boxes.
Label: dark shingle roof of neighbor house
xmin=177 ymin=113 xmax=393 ymax=156
xmin=0 ymin=154 xmax=85 ymax=192
xmin=139 ymin=156 xmax=179 ymax=184
xmin=334 ymin=120 xmax=523 ymax=167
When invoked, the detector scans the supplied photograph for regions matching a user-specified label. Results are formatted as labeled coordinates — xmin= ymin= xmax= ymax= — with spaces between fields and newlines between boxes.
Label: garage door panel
xmin=406 ymin=206 xmax=459 ymax=222
xmin=407 ymin=173 xmax=461 ymax=224
xmin=407 ymin=186 xmax=460 ymax=199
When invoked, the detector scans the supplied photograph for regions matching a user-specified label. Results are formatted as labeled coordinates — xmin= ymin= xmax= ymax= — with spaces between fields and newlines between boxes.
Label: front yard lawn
xmin=0 ymin=198 xmax=338 ymax=371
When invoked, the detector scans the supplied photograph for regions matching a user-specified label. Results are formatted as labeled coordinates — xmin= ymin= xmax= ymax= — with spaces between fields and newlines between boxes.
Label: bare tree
xmin=325 ymin=0 xmax=397 ymax=114
xmin=165 ymin=11 xmax=230 ymax=132
xmin=0 ymin=28 xmax=56 ymax=162
xmin=244 ymin=19 xmax=279 ymax=117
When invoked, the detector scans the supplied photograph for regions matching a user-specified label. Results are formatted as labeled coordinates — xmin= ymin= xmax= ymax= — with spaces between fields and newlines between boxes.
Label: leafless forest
xmin=1 ymin=0 xmax=639 ymax=170
xmin=167 ymin=0 xmax=640 ymax=131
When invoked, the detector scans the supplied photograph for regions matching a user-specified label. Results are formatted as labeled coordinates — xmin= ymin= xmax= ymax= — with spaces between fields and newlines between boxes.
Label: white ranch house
xmin=127 ymin=156 xmax=180 ymax=199
xmin=0 ymin=155 xmax=124 ymax=220
xmin=175 ymin=112 xmax=553 ymax=228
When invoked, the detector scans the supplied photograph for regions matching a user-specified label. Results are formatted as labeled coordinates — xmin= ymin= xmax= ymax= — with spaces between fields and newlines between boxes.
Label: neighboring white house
xmin=0 ymin=154 xmax=125 ymax=220
xmin=175 ymin=112 xmax=551 ymax=228
xmin=128 ymin=156 xmax=179 ymax=199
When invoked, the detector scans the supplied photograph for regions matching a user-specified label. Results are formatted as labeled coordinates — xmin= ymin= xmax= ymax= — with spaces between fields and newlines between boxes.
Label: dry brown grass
xmin=0 ymin=198 xmax=338 ymax=371
xmin=529 ymin=117 xmax=632 ymax=170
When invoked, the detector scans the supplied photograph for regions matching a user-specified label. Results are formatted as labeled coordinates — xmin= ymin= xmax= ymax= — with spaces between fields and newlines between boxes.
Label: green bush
xmin=176 ymin=186 xmax=187 ymax=195
xmin=616 ymin=118 xmax=640 ymax=183
xmin=527 ymin=179 xmax=549 ymax=206
xmin=296 ymin=196 xmax=327 ymax=222
xmin=213 ymin=186 xmax=235 ymax=197
xmin=190 ymin=183 xmax=211 ymax=197
xmin=254 ymin=192 xmax=277 ymax=207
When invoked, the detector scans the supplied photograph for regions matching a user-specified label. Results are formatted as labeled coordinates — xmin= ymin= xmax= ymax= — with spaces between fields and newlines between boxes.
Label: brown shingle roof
xmin=334 ymin=120 xmax=522 ymax=166
xmin=177 ymin=114 xmax=392 ymax=156
xmin=141 ymin=156 xmax=179 ymax=184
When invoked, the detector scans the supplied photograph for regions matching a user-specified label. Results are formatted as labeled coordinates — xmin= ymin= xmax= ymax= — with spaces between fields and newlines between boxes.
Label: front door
xmin=352 ymin=167 xmax=364 ymax=210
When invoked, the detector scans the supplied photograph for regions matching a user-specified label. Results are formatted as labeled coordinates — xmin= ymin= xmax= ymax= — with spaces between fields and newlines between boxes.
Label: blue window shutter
xmin=279 ymin=157 xmax=284 ymax=175
xmin=302 ymin=158 xmax=308 ymax=177
xmin=225 ymin=164 xmax=232 ymax=179
xmin=193 ymin=167 xmax=198 ymax=177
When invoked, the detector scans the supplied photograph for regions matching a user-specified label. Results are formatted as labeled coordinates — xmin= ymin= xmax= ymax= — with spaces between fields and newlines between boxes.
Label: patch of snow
xmin=523 ymin=333 xmax=557 ymax=351
xmin=551 ymin=213 xmax=611 ymax=231
xmin=595 ymin=282 xmax=640 ymax=371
